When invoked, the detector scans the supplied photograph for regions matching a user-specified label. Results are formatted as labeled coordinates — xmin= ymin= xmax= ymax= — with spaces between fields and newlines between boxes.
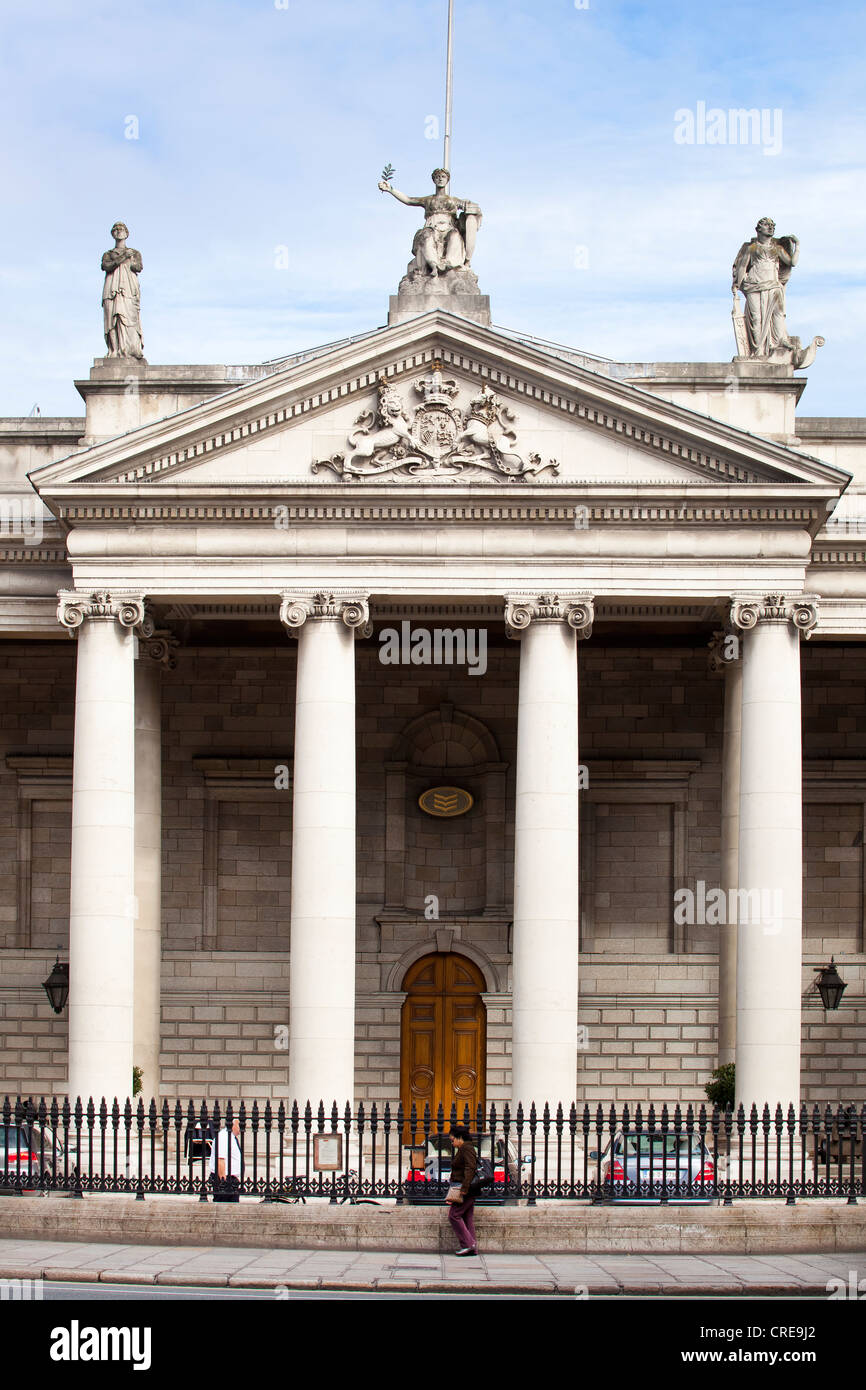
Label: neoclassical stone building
xmin=1 ymin=217 xmax=865 ymax=1113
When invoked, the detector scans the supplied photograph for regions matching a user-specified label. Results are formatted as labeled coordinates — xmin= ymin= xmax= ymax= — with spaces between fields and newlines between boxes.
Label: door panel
xmin=402 ymin=996 xmax=441 ymax=1108
xmin=400 ymin=953 xmax=486 ymax=1121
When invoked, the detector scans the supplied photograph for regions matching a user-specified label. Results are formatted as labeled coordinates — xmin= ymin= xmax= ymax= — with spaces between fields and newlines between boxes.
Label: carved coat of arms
xmin=312 ymin=365 xmax=558 ymax=481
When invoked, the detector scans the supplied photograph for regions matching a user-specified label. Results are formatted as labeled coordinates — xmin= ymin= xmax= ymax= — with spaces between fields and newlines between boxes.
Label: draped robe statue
xmin=101 ymin=222 xmax=144 ymax=359
xmin=379 ymin=168 xmax=482 ymax=293
xmin=731 ymin=217 xmax=823 ymax=368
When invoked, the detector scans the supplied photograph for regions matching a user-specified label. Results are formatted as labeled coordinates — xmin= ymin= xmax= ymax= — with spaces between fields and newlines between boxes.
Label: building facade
xmin=2 ymin=243 xmax=865 ymax=1113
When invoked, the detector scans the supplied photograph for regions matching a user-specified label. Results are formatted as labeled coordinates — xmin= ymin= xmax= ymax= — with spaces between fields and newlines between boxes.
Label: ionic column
xmin=134 ymin=627 xmax=178 ymax=1104
xmin=58 ymin=590 xmax=149 ymax=1103
xmin=708 ymin=630 xmax=743 ymax=1066
xmin=730 ymin=593 xmax=818 ymax=1109
xmin=280 ymin=592 xmax=370 ymax=1108
xmin=505 ymin=593 xmax=593 ymax=1108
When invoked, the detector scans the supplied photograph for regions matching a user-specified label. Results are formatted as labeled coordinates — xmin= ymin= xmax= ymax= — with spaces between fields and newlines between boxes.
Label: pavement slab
xmin=98 ymin=1269 xmax=158 ymax=1284
xmin=154 ymin=1271 xmax=229 ymax=1287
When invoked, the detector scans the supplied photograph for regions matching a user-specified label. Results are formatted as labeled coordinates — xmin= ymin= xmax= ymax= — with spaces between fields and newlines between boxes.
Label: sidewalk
xmin=0 ymin=1238 xmax=861 ymax=1294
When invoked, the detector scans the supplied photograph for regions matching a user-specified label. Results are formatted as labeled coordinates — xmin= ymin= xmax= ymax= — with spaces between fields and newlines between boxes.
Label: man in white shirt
xmin=208 ymin=1116 xmax=243 ymax=1202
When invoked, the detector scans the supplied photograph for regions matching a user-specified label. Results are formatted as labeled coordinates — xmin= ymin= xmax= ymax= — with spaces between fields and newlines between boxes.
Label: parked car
xmin=0 ymin=1122 xmax=63 ymax=1196
xmin=592 ymin=1131 xmax=716 ymax=1202
xmin=404 ymin=1133 xmax=523 ymax=1204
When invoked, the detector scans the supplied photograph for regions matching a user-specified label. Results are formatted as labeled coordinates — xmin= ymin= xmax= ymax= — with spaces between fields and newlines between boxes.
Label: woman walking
xmin=446 ymin=1124 xmax=478 ymax=1256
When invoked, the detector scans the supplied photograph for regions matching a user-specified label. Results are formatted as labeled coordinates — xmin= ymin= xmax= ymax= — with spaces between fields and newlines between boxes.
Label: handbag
xmin=445 ymin=1183 xmax=463 ymax=1203
xmin=467 ymin=1156 xmax=494 ymax=1197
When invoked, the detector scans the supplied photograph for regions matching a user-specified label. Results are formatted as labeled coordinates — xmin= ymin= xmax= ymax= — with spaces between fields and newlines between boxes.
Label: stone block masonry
xmin=0 ymin=639 xmax=863 ymax=1104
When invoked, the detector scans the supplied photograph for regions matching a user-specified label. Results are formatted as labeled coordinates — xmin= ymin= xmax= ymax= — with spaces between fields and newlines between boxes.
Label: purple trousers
xmin=448 ymin=1195 xmax=477 ymax=1250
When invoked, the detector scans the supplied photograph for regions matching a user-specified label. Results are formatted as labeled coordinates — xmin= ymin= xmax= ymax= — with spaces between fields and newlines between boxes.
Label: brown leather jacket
xmin=450 ymin=1141 xmax=477 ymax=1198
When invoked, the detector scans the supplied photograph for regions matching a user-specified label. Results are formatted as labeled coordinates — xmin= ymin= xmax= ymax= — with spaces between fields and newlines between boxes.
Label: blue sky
xmin=1 ymin=0 xmax=863 ymax=417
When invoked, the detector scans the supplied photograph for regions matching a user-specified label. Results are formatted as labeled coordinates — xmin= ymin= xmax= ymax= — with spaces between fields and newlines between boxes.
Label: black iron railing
xmin=1 ymin=1096 xmax=863 ymax=1204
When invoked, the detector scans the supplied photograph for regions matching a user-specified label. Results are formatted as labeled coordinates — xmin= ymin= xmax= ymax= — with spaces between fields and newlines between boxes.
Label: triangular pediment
xmin=30 ymin=312 xmax=850 ymax=504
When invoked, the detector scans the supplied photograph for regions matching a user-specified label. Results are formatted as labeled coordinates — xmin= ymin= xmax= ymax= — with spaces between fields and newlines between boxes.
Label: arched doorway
xmin=400 ymin=952 xmax=486 ymax=1118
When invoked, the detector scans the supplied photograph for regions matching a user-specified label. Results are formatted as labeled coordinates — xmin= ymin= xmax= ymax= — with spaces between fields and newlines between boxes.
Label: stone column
xmin=280 ymin=592 xmax=370 ymax=1108
xmin=134 ymin=628 xmax=178 ymax=1104
xmin=730 ymin=594 xmax=818 ymax=1109
xmin=505 ymin=593 xmax=593 ymax=1108
xmin=709 ymin=630 xmax=743 ymax=1067
xmin=58 ymin=590 xmax=149 ymax=1103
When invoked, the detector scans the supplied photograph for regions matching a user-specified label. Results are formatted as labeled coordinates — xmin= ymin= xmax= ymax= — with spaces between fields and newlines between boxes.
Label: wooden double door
xmin=400 ymin=953 xmax=486 ymax=1119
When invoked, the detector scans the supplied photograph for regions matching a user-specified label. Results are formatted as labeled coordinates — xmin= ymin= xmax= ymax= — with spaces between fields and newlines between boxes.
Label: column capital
xmin=729 ymin=593 xmax=819 ymax=640
xmin=708 ymin=628 xmax=742 ymax=676
xmin=280 ymin=591 xmax=372 ymax=638
xmin=57 ymin=589 xmax=153 ymax=636
xmin=504 ymin=593 xmax=594 ymax=640
xmin=137 ymin=627 xmax=180 ymax=669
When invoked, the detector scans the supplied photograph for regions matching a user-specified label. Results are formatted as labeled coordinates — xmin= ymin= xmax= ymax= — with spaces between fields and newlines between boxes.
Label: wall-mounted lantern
xmin=42 ymin=953 xmax=69 ymax=1015
xmin=814 ymin=958 xmax=847 ymax=1011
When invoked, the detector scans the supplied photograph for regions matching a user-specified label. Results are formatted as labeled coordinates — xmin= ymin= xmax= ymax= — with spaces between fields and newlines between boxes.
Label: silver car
xmin=594 ymin=1131 xmax=716 ymax=1202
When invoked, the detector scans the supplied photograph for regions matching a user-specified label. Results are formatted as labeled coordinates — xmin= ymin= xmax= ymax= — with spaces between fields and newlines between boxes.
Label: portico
xmin=14 ymin=311 xmax=855 ymax=1114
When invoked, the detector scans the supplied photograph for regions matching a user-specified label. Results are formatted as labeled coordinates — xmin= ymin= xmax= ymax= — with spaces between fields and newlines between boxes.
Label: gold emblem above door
xmin=418 ymin=786 xmax=474 ymax=818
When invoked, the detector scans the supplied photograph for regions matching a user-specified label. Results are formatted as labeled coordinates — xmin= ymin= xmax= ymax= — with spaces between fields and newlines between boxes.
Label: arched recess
xmin=400 ymin=952 xmax=486 ymax=1118
xmin=386 ymin=935 xmax=502 ymax=994
xmin=392 ymin=705 xmax=501 ymax=767
xmin=384 ymin=702 xmax=508 ymax=914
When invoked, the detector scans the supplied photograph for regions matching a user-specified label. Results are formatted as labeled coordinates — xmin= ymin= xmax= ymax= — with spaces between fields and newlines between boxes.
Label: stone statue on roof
xmin=731 ymin=217 xmax=823 ymax=369
xmin=101 ymin=221 xmax=145 ymax=360
xmin=379 ymin=167 xmax=482 ymax=297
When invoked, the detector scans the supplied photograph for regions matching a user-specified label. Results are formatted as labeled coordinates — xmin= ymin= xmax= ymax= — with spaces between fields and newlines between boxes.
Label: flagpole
xmin=443 ymin=0 xmax=454 ymax=177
